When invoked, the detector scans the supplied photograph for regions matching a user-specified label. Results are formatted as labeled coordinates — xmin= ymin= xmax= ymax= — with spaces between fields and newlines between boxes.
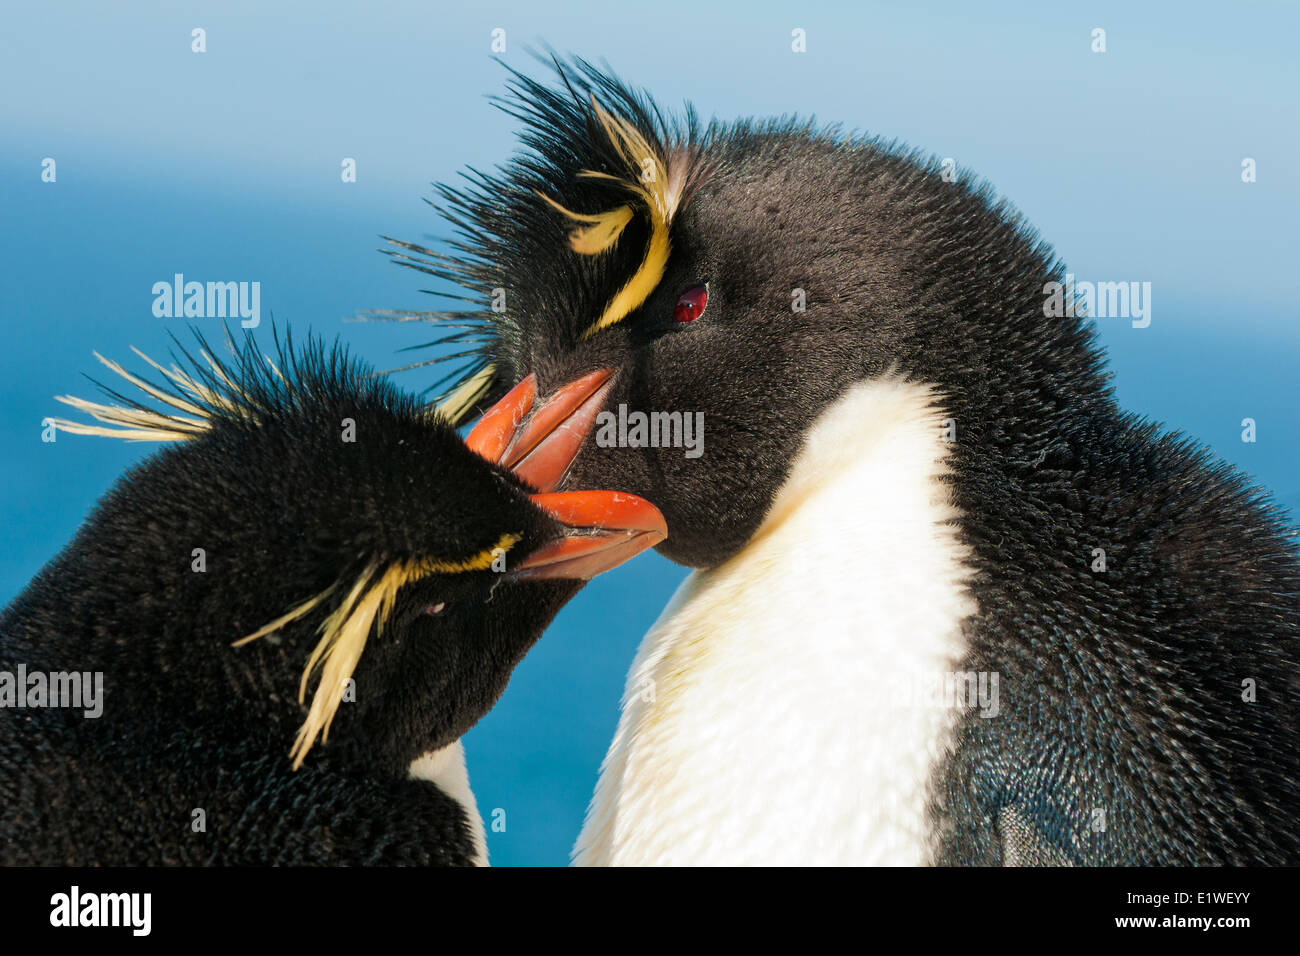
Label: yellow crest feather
xmin=236 ymin=533 xmax=521 ymax=770
xmin=542 ymin=99 xmax=691 ymax=340
xmin=434 ymin=362 xmax=496 ymax=426
xmin=47 ymin=347 xmax=243 ymax=441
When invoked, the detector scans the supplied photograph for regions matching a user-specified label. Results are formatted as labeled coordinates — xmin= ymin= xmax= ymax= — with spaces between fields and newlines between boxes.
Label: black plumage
xmin=392 ymin=58 xmax=1300 ymax=864
xmin=0 ymin=331 xmax=580 ymax=865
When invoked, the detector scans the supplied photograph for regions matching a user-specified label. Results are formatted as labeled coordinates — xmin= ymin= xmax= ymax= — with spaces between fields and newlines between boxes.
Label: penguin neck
xmin=574 ymin=375 xmax=980 ymax=865
xmin=409 ymin=740 xmax=488 ymax=866
xmin=904 ymin=302 xmax=1121 ymax=469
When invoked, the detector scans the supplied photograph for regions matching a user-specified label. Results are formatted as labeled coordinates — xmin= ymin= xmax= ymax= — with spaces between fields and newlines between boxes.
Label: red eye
xmin=673 ymin=284 xmax=708 ymax=323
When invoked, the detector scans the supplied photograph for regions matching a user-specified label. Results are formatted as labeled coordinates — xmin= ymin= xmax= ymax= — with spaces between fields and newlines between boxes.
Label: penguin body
xmin=575 ymin=378 xmax=975 ymax=864
xmin=408 ymin=60 xmax=1300 ymax=865
xmin=0 ymin=331 xmax=663 ymax=865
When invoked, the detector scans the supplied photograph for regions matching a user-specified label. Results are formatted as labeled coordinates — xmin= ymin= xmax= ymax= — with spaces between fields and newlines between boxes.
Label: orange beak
xmin=469 ymin=370 xmax=667 ymax=580
xmin=466 ymin=370 xmax=614 ymax=492
xmin=514 ymin=490 xmax=668 ymax=581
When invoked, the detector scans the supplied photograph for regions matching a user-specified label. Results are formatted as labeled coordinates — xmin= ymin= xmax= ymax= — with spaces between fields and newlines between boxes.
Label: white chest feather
xmin=409 ymin=740 xmax=488 ymax=866
xmin=573 ymin=377 xmax=978 ymax=866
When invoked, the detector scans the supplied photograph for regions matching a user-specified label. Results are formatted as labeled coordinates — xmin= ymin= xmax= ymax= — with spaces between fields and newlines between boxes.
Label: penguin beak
xmin=468 ymin=370 xmax=665 ymax=580
xmin=466 ymin=370 xmax=614 ymax=492
xmin=514 ymin=490 xmax=667 ymax=581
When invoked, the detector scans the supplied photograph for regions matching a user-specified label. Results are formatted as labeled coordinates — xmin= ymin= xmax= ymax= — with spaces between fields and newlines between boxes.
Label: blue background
xmin=2 ymin=1 xmax=1296 ymax=865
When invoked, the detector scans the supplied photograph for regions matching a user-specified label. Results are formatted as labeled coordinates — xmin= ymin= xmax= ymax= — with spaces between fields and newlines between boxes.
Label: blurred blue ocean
xmin=2 ymin=1 xmax=1296 ymax=864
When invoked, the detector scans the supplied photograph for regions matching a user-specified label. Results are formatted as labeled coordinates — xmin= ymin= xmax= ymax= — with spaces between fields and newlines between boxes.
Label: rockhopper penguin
xmin=393 ymin=58 xmax=1300 ymax=865
xmin=0 ymin=330 xmax=665 ymax=865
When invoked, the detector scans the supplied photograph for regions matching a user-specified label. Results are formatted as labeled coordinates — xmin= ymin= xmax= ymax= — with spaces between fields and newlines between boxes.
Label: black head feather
xmin=2 ymin=328 xmax=581 ymax=863
xmin=376 ymin=54 xmax=710 ymax=418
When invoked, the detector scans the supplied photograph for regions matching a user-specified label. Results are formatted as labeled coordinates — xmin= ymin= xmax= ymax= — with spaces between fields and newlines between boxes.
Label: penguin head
xmin=52 ymin=329 xmax=665 ymax=775
xmin=306 ymin=476 xmax=666 ymax=778
xmin=396 ymin=58 xmax=1109 ymax=568
xmin=252 ymin=431 xmax=668 ymax=776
